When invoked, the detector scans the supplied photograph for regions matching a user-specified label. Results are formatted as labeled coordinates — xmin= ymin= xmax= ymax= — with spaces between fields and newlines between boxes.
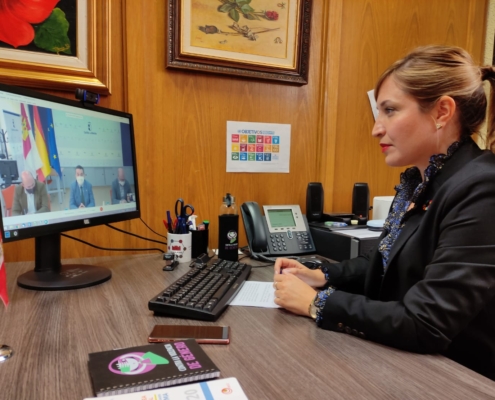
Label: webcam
xmin=75 ymin=88 xmax=100 ymax=107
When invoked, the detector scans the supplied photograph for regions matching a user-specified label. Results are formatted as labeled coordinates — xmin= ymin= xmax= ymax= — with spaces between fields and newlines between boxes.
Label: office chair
xmin=1 ymin=184 xmax=15 ymax=217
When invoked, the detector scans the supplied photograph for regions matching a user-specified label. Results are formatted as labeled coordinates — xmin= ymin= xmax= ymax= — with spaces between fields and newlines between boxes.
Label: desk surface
xmin=1 ymin=254 xmax=494 ymax=399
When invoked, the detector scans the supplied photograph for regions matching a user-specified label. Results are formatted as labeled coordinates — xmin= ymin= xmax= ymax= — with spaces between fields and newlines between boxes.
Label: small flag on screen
xmin=0 ymin=235 xmax=8 ymax=307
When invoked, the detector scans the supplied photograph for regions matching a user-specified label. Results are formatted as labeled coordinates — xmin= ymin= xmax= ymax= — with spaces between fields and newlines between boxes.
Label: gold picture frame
xmin=0 ymin=0 xmax=110 ymax=95
xmin=167 ymin=0 xmax=313 ymax=85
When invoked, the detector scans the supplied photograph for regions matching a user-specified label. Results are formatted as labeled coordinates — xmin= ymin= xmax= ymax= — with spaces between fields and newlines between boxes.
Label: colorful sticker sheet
xmin=226 ymin=121 xmax=291 ymax=173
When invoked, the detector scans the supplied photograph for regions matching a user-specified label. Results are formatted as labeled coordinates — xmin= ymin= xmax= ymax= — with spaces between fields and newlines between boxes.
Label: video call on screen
xmin=0 ymin=89 xmax=137 ymax=236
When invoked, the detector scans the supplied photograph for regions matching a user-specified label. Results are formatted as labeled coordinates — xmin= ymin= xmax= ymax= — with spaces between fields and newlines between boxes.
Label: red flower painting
xmin=218 ymin=0 xmax=281 ymax=23
xmin=0 ymin=0 xmax=60 ymax=48
xmin=265 ymin=11 xmax=278 ymax=20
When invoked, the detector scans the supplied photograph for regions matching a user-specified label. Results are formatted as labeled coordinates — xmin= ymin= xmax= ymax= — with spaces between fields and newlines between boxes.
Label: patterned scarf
xmin=378 ymin=138 xmax=467 ymax=270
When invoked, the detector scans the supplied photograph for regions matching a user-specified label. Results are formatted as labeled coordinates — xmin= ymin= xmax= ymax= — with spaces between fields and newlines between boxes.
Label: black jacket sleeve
xmin=322 ymin=255 xmax=371 ymax=294
xmin=318 ymin=160 xmax=495 ymax=354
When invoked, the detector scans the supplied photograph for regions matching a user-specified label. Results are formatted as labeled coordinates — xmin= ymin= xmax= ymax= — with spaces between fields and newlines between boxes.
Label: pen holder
xmin=191 ymin=229 xmax=209 ymax=259
xmin=167 ymin=232 xmax=192 ymax=263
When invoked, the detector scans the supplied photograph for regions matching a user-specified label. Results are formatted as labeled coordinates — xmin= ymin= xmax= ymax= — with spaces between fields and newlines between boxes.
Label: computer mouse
xmin=298 ymin=256 xmax=324 ymax=270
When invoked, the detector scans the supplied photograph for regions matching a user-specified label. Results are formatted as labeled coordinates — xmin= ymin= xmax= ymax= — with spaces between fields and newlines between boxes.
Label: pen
xmin=167 ymin=210 xmax=173 ymax=233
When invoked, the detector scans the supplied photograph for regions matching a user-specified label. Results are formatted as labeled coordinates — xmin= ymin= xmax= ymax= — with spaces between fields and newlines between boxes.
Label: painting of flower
xmin=0 ymin=0 xmax=76 ymax=56
xmin=190 ymin=0 xmax=290 ymax=60
xmin=217 ymin=0 xmax=279 ymax=22
xmin=0 ymin=0 xmax=110 ymax=94
xmin=168 ymin=0 xmax=312 ymax=84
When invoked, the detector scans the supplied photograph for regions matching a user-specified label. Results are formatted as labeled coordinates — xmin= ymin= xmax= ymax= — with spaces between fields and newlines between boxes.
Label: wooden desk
xmin=1 ymin=254 xmax=494 ymax=399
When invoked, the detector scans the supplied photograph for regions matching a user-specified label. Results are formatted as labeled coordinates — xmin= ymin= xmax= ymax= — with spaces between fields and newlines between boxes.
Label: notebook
xmin=88 ymin=340 xmax=220 ymax=397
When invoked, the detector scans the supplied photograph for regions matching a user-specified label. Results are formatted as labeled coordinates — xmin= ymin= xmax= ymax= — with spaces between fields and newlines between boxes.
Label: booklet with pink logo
xmin=87 ymin=340 xmax=220 ymax=397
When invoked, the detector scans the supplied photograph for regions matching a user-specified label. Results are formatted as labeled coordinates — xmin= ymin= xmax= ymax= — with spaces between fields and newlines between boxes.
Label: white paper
xmin=372 ymin=196 xmax=394 ymax=220
xmin=333 ymin=229 xmax=382 ymax=239
xmin=368 ymin=89 xmax=378 ymax=120
xmin=84 ymin=377 xmax=248 ymax=400
xmin=226 ymin=121 xmax=291 ymax=173
xmin=230 ymin=281 xmax=280 ymax=308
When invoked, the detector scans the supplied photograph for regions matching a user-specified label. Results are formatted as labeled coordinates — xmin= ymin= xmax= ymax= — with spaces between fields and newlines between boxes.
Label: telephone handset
xmin=240 ymin=202 xmax=316 ymax=260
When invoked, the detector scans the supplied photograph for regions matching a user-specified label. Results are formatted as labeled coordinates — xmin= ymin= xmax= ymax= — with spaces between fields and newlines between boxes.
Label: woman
xmin=273 ymin=45 xmax=495 ymax=380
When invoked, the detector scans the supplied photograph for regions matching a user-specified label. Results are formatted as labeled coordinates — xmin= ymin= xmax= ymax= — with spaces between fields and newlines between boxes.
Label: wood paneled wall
xmin=4 ymin=0 xmax=487 ymax=262
xmin=326 ymin=0 xmax=487 ymax=214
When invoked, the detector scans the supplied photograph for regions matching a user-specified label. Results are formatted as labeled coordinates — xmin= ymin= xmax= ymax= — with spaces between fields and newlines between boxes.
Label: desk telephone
xmin=240 ymin=202 xmax=316 ymax=260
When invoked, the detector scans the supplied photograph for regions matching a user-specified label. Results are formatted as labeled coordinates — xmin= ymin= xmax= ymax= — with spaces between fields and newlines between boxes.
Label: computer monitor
xmin=0 ymin=159 xmax=19 ymax=187
xmin=0 ymin=83 xmax=140 ymax=291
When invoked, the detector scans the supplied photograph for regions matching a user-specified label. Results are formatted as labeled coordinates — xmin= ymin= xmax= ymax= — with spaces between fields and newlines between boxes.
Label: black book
xmin=88 ymin=340 xmax=220 ymax=397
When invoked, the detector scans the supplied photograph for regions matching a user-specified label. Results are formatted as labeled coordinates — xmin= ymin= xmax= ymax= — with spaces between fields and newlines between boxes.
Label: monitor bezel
xmin=0 ymin=83 xmax=141 ymax=243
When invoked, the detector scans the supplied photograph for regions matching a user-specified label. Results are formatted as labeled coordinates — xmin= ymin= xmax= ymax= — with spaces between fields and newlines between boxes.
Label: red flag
xmin=0 ymin=234 xmax=8 ymax=307
xmin=21 ymin=103 xmax=32 ymax=156
xmin=21 ymin=103 xmax=42 ymax=179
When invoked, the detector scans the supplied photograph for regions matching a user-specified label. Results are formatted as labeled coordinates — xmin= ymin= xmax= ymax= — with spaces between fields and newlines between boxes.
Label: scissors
xmin=175 ymin=198 xmax=194 ymax=220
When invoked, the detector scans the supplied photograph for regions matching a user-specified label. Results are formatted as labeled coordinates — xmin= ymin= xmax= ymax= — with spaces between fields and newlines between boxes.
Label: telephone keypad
xmin=268 ymin=231 xmax=313 ymax=254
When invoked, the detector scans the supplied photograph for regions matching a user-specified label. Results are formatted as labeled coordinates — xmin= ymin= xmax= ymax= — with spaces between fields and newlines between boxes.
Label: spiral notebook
xmin=88 ymin=340 xmax=220 ymax=397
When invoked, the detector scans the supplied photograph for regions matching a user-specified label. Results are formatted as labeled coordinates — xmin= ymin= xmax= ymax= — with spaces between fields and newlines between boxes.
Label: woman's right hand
xmin=274 ymin=258 xmax=328 ymax=288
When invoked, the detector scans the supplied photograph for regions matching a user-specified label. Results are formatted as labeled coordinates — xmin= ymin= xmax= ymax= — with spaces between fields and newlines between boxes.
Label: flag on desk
xmin=0 ymin=234 xmax=8 ymax=307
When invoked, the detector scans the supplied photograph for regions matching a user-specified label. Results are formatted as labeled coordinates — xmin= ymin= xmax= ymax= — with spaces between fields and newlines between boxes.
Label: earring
xmin=436 ymin=123 xmax=442 ymax=129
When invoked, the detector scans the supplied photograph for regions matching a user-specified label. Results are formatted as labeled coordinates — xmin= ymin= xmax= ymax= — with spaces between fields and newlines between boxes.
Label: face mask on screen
xmin=76 ymin=176 xmax=85 ymax=186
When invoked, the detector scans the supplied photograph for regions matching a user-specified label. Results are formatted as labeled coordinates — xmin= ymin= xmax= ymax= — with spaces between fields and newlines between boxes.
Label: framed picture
xmin=0 ymin=0 xmax=110 ymax=94
xmin=167 ymin=0 xmax=313 ymax=85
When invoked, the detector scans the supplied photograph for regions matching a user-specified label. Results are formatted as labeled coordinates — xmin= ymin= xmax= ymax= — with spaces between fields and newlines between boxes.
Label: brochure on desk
xmin=83 ymin=377 xmax=248 ymax=400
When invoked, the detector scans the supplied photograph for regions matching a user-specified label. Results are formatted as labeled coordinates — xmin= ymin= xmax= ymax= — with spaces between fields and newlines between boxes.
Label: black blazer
xmin=320 ymin=138 xmax=495 ymax=380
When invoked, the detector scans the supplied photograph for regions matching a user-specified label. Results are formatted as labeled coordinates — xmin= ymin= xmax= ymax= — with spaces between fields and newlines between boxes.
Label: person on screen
xmin=111 ymin=168 xmax=132 ymax=204
xmin=272 ymin=45 xmax=495 ymax=380
xmin=12 ymin=171 xmax=49 ymax=215
xmin=69 ymin=165 xmax=95 ymax=209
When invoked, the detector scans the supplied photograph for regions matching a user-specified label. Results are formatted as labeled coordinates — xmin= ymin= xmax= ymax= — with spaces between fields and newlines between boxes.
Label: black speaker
xmin=352 ymin=183 xmax=369 ymax=221
xmin=306 ymin=182 xmax=324 ymax=222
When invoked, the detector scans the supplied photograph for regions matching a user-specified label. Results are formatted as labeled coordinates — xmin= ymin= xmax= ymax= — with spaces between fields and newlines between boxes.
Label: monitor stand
xmin=17 ymin=233 xmax=112 ymax=291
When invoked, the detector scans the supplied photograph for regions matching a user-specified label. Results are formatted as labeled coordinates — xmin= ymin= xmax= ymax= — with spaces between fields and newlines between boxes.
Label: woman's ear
xmin=433 ymin=96 xmax=456 ymax=127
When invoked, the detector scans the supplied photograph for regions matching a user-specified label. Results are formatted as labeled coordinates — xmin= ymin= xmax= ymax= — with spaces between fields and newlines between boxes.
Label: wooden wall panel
xmin=123 ymin=0 xmax=327 ymax=253
xmin=324 ymin=0 xmax=487 ymax=215
xmin=3 ymin=0 xmax=488 ymax=263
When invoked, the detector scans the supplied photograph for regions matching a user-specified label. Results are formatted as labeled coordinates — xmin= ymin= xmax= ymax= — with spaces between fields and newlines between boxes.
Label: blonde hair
xmin=375 ymin=45 xmax=495 ymax=150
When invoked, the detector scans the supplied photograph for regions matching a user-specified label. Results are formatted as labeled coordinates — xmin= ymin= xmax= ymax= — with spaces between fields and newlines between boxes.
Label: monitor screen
xmin=0 ymin=83 xmax=140 ymax=291
xmin=0 ymin=160 xmax=19 ymax=187
xmin=266 ymin=209 xmax=296 ymax=228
